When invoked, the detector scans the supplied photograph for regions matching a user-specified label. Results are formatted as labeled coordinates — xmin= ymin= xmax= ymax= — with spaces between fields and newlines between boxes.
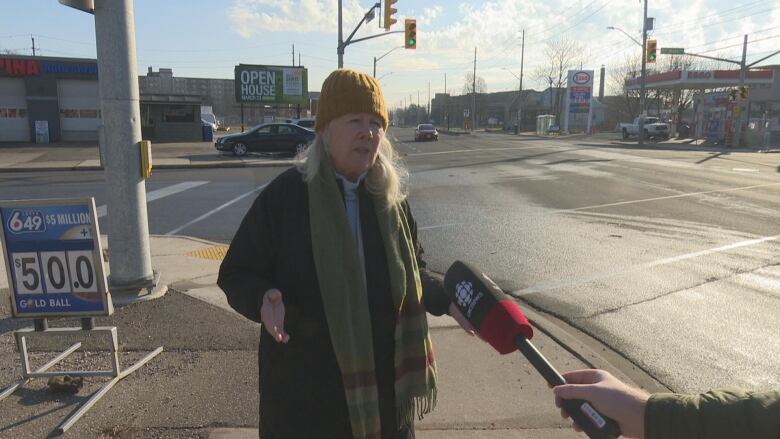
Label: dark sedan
xmin=215 ymin=123 xmax=315 ymax=156
xmin=414 ymin=124 xmax=438 ymax=141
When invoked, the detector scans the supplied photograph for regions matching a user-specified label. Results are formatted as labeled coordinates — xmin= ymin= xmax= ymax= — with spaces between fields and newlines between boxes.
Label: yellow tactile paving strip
xmin=186 ymin=245 xmax=228 ymax=260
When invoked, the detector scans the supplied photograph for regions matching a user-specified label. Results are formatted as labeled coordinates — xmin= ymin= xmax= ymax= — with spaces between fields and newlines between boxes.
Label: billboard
xmin=0 ymin=197 xmax=112 ymax=318
xmin=234 ymin=64 xmax=308 ymax=104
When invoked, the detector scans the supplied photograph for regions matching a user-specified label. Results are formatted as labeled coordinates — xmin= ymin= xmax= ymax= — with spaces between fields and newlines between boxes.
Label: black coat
xmin=218 ymin=167 xmax=450 ymax=439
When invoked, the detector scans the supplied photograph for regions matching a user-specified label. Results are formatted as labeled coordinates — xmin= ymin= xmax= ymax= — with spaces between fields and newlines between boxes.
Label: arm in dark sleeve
xmin=217 ymin=190 xmax=277 ymax=323
xmin=402 ymin=201 xmax=450 ymax=316
xmin=645 ymin=388 xmax=780 ymax=439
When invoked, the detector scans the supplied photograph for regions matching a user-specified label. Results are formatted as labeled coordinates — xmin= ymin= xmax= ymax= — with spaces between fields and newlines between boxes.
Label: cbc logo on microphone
xmin=455 ymin=281 xmax=475 ymax=308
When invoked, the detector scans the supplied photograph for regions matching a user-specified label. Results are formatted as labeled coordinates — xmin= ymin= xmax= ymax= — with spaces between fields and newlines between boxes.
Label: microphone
xmin=444 ymin=261 xmax=621 ymax=439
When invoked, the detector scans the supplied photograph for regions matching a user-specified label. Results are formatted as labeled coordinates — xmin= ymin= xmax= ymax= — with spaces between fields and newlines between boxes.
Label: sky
xmin=2 ymin=0 xmax=780 ymax=110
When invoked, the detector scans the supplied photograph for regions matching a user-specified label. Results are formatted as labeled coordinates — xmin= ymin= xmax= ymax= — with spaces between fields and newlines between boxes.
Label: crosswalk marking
xmin=165 ymin=183 xmax=269 ymax=235
xmin=96 ymin=181 xmax=209 ymax=218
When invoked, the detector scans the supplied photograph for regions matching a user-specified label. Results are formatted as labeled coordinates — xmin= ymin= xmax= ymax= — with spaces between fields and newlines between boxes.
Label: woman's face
xmin=325 ymin=112 xmax=384 ymax=181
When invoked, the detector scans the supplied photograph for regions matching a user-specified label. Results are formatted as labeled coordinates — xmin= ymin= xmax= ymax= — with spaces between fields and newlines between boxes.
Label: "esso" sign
xmin=573 ymin=72 xmax=591 ymax=84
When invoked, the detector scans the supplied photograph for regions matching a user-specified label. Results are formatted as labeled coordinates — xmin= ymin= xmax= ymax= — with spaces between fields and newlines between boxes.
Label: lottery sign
xmin=0 ymin=197 xmax=112 ymax=318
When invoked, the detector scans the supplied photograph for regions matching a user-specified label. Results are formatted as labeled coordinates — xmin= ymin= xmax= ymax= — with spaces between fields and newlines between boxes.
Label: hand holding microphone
xmin=444 ymin=261 xmax=621 ymax=439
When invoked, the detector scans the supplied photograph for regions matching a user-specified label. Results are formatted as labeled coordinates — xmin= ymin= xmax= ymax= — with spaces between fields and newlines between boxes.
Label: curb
xmin=0 ymin=160 xmax=295 ymax=173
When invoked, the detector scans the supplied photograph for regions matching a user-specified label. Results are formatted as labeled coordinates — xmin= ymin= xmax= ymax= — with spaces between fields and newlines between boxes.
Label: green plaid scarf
xmin=308 ymin=157 xmax=438 ymax=439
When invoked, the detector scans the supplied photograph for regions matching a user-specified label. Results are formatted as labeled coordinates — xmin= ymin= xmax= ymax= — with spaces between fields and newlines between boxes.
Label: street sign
xmin=661 ymin=48 xmax=685 ymax=55
xmin=0 ymin=197 xmax=112 ymax=318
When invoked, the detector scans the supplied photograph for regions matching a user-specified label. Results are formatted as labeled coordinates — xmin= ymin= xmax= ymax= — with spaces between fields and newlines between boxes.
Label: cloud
xmin=227 ymin=0 xmax=367 ymax=36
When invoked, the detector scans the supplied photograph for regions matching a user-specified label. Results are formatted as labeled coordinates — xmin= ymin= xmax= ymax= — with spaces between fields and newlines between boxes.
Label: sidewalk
xmin=0 ymin=235 xmax=659 ymax=438
xmin=0 ymin=141 xmax=294 ymax=173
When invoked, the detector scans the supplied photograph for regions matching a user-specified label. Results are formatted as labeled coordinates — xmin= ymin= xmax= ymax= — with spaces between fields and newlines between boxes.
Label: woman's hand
xmin=261 ymin=288 xmax=290 ymax=343
xmin=448 ymin=302 xmax=476 ymax=336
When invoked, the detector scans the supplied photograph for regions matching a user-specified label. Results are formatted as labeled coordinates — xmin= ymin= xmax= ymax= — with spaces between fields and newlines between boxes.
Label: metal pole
xmin=94 ymin=0 xmax=154 ymax=290
xmin=733 ymin=34 xmax=748 ymax=148
xmin=519 ymin=29 xmax=525 ymax=132
xmin=338 ymin=0 xmax=344 ymax=68
xmin=31 ymin=35 xmax=36 ymax=56
xmin=639 ymin=0 xmax=648 ymax=146
xmin=373 ymin=56 xmax=376 ymax=78
xmin=473 ymin=47 xmax=477 ymax=131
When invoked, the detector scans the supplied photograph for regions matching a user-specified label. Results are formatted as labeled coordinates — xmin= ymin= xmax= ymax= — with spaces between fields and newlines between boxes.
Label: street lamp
xmin=606 ymin=26 xmax=642 ymax=47
xmin=373 ymin=45 xmax=404 ymax=78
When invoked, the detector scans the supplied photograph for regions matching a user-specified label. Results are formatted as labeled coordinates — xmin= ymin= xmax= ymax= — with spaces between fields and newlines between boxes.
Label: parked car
xmin=619 ymin=117 xmax=669 ymax=140
xmin=414 ymin=124 xmax=438 ymax=141
xmin=214 ymin=123 xmax=315 ymax=156
xmin=285 ymin=117 xmax=316 ymax=129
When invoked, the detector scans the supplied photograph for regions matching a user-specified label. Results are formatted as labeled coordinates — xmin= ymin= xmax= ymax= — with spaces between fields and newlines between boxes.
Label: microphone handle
xmin=514 ymin=335 xmax=621 ymax=439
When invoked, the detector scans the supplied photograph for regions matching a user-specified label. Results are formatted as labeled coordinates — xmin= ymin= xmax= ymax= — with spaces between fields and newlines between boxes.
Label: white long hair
xmin=295 ymin=129 xmax=408 ymax=206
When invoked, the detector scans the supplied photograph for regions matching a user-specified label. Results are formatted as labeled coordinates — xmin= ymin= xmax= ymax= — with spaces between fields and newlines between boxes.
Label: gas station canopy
xmin=626 ymin=69 xmax=774 ymax=90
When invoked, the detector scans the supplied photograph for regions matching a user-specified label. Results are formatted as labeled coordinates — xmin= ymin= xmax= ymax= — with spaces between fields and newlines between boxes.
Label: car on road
xmin=620 ymin=117 xmax=670 ymax=140
xmin=285 ymin=117 xmax=316 ymax=130
xmin=414 ymin=124 xmax=438 ymax=141
xmin=214 ymin=123 xmax=315 ymax=157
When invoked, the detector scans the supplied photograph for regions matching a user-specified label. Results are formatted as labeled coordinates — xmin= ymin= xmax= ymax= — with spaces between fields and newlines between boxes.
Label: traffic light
xmin=738 ymin=86 xmax=748 ymax=100
xmin=404 ymin=19 xmax=417 ymax=49
xmin=383 ymin=0 xmax=398 ymax=30
xmin=646 ymin=39 xmax=657 ymax=63
xmin=729 ymin=89 xmax=738 ymax=102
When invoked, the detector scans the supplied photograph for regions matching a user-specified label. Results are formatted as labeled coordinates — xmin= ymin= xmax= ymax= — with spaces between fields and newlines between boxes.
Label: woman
xmin=218 ymin=68 xmax=473 ymax=439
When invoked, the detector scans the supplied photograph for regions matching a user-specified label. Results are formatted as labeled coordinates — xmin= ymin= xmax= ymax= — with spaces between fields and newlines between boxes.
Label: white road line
xmin=165 ymin=183 xmax=269 ymax=235
xmin=515 ymin=234 xmax=779 ymax=295
xmin=418 ymin=223 xmax=459 ymax=231
xmin=97 ymin=181 xmax=209 ymax=218
xmin=732 ymin=168 xmax=758 ymax=172
xmin=561 ymin=182 xmax=780 ymax=212
xmin=409 ymin=146 xmax=540 ymax=157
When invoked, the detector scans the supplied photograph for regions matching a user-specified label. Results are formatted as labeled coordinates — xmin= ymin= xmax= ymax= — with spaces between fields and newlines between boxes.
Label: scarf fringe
xmin=398 ymin=387 xmax=438 ymax=427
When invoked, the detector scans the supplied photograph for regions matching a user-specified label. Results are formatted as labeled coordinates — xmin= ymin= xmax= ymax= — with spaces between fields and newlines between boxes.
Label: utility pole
xmin=427 ymin=81 xmax=430 ymax=121
xmin=338 ymin=0 xmax=344 ymax=67
xmin=734 ymin=34 xmax=748 ymax=148
xmin=31 ymin=35 xmax=36 ymax=56
xmin=445 ymin=72 xmax=450 ymax=131
xmin=292 ymin=43 xmax=295 ymax=66
xmin=92 ymin=0 xmax=157 ymax=298
xmin=473 ymin=47 xmax=477 ymax=131
xmin=639 ymin=0 xmax=649 ymax=146
xmin=518 ymin=29 xmax=525 ymax=133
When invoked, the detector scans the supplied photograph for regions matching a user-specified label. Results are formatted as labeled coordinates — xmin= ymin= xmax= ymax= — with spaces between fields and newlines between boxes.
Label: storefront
xmin=0 ymin=55 xmax=203 ymax=143
xmin=0 ymin=55 xmax=99 ymax=142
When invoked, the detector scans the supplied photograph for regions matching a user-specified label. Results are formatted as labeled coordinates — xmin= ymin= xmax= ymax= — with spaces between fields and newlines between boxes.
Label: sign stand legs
xmin=0 ymin=322 xmax=163 ymax=435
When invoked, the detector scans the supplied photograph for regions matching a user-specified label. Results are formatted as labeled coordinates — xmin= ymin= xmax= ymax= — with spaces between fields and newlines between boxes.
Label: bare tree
xmin=462 ymin=72 xmax=487 ymax=95
xmin=607 ymin=54 xmax=643 ymax=123
xmin=533 ymin=38 xmax=586 ymax=122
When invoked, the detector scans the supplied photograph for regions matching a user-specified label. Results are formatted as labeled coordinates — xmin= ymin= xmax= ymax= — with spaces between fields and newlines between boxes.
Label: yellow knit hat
xmin=315 ymin=68 xmax=388 ymax=133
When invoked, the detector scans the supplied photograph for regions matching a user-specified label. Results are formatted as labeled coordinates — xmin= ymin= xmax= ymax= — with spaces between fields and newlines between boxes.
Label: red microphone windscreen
xmin=480 ymin=300 xmax=534 ymax=354
xmin=444 ymin=261 xmax=534 ymax=355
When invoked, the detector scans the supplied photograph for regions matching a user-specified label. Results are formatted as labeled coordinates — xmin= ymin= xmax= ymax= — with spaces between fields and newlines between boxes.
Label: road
xmin=1 ymin=128 xmax=778 ymax=396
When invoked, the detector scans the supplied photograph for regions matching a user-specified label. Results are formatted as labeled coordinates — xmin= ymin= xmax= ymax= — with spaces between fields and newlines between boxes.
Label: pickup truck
xmin=620 ymin=117 xmax=670 ymax=140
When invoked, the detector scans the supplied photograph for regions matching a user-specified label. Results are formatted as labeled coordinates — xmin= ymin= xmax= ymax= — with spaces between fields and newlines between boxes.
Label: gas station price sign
xmin=0 ymin=198 xmax=112 ymax=318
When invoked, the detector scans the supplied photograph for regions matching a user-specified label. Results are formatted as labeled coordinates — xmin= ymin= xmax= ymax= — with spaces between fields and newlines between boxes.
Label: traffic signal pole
xmin=337 ymin=1 xmax=402 ymax=68
xmin=93 ymin=0 xmax=157 ymax=297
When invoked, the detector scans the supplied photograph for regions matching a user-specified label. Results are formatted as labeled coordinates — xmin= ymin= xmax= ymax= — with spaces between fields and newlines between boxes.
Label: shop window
xmin=60 ymin=108 xmax=80 ymax=118
xmin=80 ymin=109 xmax=99 ymax=119
xmin=163 ymin=105 xmax=195 ymax=122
